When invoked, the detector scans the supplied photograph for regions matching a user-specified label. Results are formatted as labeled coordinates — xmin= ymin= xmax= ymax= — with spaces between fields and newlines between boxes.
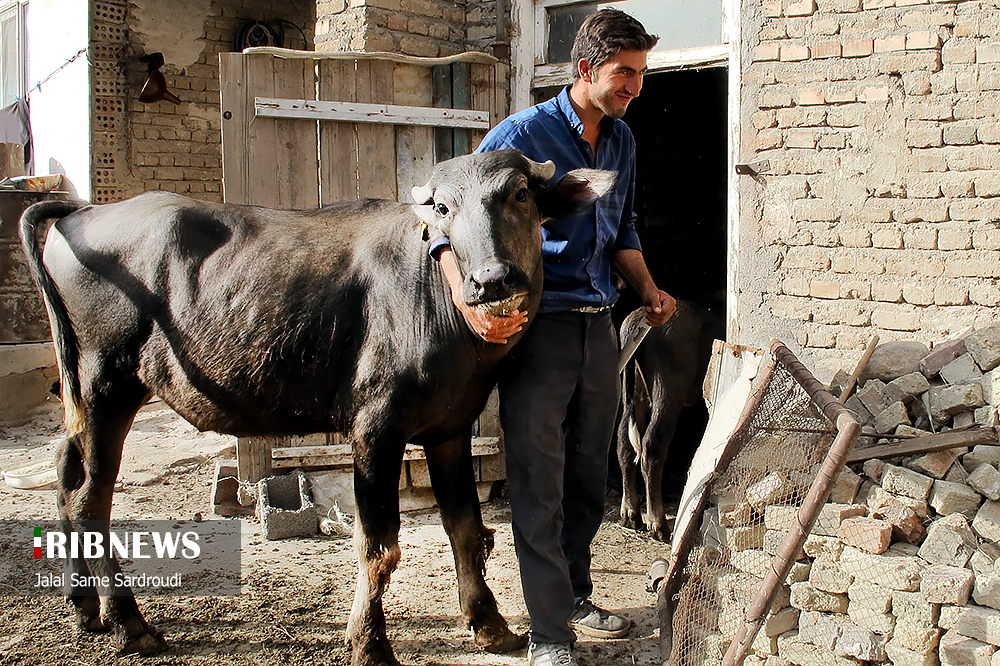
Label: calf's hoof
xmin=620 ymin=512 xmax=645 ymax=533
xmin=114 ymin=626 xmax=167 ymax=656
xmin=474 ymin=621 xmax=528 ymax=654
xmin=73 ymin=604 xmax=107 ymax=632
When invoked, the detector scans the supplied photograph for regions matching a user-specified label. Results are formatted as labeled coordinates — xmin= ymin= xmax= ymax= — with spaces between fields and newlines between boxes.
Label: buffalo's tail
xmin=19 ymin=200 xmax=89 ymax=435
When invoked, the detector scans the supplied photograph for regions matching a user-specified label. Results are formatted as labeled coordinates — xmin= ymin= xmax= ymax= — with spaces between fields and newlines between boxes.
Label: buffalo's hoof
xmin=115 ymin=627 xmax=167 ymax=656
xmin=73 ymin=605 xmax=108 ymax=632
xmin=474 ymin=622 xmax=528 ymax=654
xmin=650 ymin=527 xmax=669 ymax=543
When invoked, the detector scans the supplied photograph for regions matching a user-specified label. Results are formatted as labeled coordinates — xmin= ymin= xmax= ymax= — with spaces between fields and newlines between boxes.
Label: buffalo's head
xmin=412 ymin=149 xmax=615 ymax=317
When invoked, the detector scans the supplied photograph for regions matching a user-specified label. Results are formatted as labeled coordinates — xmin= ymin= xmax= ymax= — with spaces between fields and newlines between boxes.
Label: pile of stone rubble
xmin=737 ymin=329 xmax=1000 ymax=666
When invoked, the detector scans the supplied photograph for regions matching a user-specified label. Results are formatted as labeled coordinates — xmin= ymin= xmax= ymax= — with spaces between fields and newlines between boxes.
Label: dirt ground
xmin=0 ymin=400 xmax=669 ymax=666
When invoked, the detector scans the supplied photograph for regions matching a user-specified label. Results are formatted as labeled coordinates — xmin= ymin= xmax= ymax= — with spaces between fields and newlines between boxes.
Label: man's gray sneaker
xmin=569 ymin=599 xmax=630 ymax=639
xmin=528 ymin=641 xmax=577 ymax=666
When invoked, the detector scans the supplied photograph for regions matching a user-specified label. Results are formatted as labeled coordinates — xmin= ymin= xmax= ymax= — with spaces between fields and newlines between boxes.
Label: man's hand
xmin=439 ymin=248 xmax=527 ymax=344
xmin=642 ymin=289 xmax=676 ymax=327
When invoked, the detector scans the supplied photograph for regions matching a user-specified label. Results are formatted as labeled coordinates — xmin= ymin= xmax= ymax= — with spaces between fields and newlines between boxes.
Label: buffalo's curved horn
xmin=525 ymin=157 xmax=556 ymax=181
xmin=411 ymin=183 xmax=434 ymax=205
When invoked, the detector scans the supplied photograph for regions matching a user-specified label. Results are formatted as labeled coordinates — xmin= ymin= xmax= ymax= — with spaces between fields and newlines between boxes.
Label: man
xmin=434 ymin=10 xmax=675 ymax=666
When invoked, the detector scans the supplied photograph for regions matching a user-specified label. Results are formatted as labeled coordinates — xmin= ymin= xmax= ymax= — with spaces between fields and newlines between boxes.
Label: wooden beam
xmin=255 ymin=97 xmax=490 ymax=129
xmin=271 ymin=436 xmax=502 ymax=468
xmin=847 ymin=427 xmax=997 ymax=463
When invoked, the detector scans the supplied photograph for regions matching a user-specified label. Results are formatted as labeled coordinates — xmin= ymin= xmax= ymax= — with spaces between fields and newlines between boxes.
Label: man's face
xmin=584 ymin=49 xmax=648 ymax=119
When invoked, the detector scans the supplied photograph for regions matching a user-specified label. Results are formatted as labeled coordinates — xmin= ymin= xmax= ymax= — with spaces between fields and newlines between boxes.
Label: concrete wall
xmin=27 ymin=0 xmax=90 ymax=198
xmin=738 ymin=0 xmax=1000 ymax=379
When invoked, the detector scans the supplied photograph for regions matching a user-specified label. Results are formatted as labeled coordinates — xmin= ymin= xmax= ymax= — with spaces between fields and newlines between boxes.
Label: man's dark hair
xmin=570 ymin=9 xmax=659 ymax=80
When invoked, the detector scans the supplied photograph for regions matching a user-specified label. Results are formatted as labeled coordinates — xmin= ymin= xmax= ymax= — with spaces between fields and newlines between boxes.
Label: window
xmin=1 ymin=0 xmax=26 ymax=107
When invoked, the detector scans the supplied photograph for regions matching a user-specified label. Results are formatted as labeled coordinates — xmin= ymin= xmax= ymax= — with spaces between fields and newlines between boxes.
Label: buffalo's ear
xmin=534 ymin=168 xmax=617 ymax=221
xmin=411 ymin=204 xmax=437 ymax=227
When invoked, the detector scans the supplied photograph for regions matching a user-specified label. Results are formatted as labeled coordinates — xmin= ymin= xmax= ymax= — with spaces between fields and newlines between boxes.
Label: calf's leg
xmin=424 ymin=433 xmax=526 ymax=653
xmin=642 ymin=392 xmax=679 ymax=542
xmin=618 ymin=363 xmax=649 ymax=531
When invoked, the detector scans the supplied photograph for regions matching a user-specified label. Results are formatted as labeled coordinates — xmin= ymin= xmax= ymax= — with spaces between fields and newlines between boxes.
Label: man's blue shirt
xmin=474 ymin=86 xmax=642 ymax=313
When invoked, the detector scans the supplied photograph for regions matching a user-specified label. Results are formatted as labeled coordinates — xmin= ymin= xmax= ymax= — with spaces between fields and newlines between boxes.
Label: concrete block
xmin=210 ymin=459 xmax=254 ymax=517
xmin=859 ymin=379 xmax=893 ymax=415
xmin=810 ymin=556 xmax=853 ymax=593
xmin=862 ymin=341 xmax=930 ymax=382
xmin=813 ymin=503 xmax=868 ymax=536
xmin=836 ymin=622 xmax=888 ymax=661
xmin=864 ymin=459 xmax=886 ymax=483
xmin=257 ymin=471 xmax=317 ymax=540
xmin=971 ymin=548 xmax=1000 ymax=576
xmin=804 ymin=534 xmax=844 ymax=560
xmin=930 ymin=479 xmax=984 ymax=518
xmin=971 ymin=464 xmax=1000 ymax=501
xmin=764 ymin=504 xmax=798 ymax=531
xmin=975 ymin=500 xmax=1000 ymax=543
xmin=830 ymin=467 xmax=862 ymax=504
xmin=848 ymin=578 xmax=894 ymax=614
xmin=748 ymin=472 xmax=792 ymax=509
xmin=778 ymin=632 xmax=860 ymax=666
xmin=956 ymin=411 xmax=978 ymax=429
xmin=967 ymin=446 xmax=1000 ymax=472
xmin=976 ymin=572 xmax=1000 ymax=611
xmin=790 ymin=582 xmax=850 ymax=613
xmin=869 ymin=485 xmax=931 ymax=519
xmin=940 ymin=605 xmax=963 ymax=630
xmin=954 ymin=605 xmax=1000 ymax=647
xmin=884 ymin=641 xmax=940 ymax=666
xmin=720 ymin=501 xmax=754 ymax=527
xmin=890 ymin=372 xmax=933 ymax=403
xmin=977 ymin=405 xmax=999 ymax=427
xmin=876 ymin=401 xmax=913 ymax=434
xmin=845 ymin=395 xmax=873 ymax=425
xmin=839 ymin=516 xmax=893 ymax=554
xmin=763 ymin=528 xmax=804 ymax=560
xmin=873 ymin=494 xmax=927 ymax=544
xmin=883 ymin=464 xmax=936 ymax=500
xmin=938 ymin=382 xmax=987 ymax=417
xmin=848 ymin=597 xmax=896 ymax=634
xmin=787 ymin=561 xmax=812 ymax=584
xmin=921 ymin=338 xmax=970 ymax=378
xmin=764 ymin=606 xmax=800 ymax=637
xmin=728 ymin=524 xmax=767 ymax=551
xmin=921 ymin=564 xmax=974 ymax=605
xmin=732 ymin=549 xmax=772 ymax=577
xmin=942 ymin=352 xmax=985 ymax=384
xmin=892 ymin=623 xmax=942 ymax=655
xmin=798 ymin=610 xmax=839 ymax=650
xmin=968 ymin=325 xmax=1000 ymax=372
xmin=909 ymin=449 xmax=961 ymax=480
xmin=841 ymin=544 xmax=926 ymax=591
xmin=918 ymin=513 xmax=979 ymax=567
xmin=940 ymin=628 xmax=998 ymax=665
xmin=893 ymin=589 xmax=942 ymax=629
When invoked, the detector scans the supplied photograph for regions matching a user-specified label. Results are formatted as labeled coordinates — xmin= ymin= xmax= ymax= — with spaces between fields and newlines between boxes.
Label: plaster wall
xmin=737 ymin=0 xmax=1000 ymax=380
xmin=27 ymin=0 xmax=90 ymax=199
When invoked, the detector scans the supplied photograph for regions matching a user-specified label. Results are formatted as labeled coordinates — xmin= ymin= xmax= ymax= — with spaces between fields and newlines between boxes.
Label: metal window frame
xmin=0 ymin=0 xmax=27 ymax=106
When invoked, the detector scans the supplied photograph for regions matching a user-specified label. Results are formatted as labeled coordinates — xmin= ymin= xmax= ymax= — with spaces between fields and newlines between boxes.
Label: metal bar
xmin=722 ymin=342 xmax=861 ymax=666
xmin=255 ymin=97 xmax=491 ymax=129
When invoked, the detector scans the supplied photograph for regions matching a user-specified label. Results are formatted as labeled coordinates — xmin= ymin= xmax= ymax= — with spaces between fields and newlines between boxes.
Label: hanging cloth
xmin=0 ymin=98 xmax=32 ymax=174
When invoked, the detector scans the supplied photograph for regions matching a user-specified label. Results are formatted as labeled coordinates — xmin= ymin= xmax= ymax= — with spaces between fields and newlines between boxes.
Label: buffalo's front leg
xmin=642 ymin=398 xmax=679 ymax=542
xmin=424 ymin=433 xmax=527 ymax=654
xmin=618 ymin=363 xmax=649 ymax=532
xmin=347 ymin=430 xmax=405 ymax=666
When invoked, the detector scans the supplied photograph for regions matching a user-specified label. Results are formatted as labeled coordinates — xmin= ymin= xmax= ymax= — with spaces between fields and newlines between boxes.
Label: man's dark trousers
xmin=499 ymin=309 xmax=620 ymax=645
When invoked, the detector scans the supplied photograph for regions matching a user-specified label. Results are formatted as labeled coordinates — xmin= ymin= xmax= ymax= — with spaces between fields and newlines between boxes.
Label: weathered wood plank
xmin=318 ymin=58 xmax=358 ymax=202
xmin=847 ymin=427 xmax=998 ymax=463
xmin=468 ymin=62 xmax=494 ymax=151
xmin=356 ymin=59 xmax=397 ymax=199
xmin=452 ymin=62 xmax=470 ymax=156
xmin=433 ymin=64 xmax=453 ymax=163
xmin=219 ymin=53 xmax=248 ymax=204
xmin=255 ymin=98 xmax=490 ymax=128
xmin=271 ymin=57 xmax=319 ymax=209
xmin=245 ymin=53 xmax=280 ymax=208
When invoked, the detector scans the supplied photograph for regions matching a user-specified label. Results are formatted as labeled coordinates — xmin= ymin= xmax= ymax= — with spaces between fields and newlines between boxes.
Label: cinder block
xmin=858 ymin=379 xmax=892 ymax=415
xmin=257 ymin=471 xmax=317 ymax=540
xmin=940 ymin=628 xmax=998 ymax=664
xmin=889 ymin=372 xmax=932 ymax=403
xmin=804 ymin=534 xmax=844 ymax=560
xmin=941 ymin=352 xmax=984 ymax=384
xmin=848 ymin=578 xmax=894 ymax=613
xmin=976 ymin=572 xmax=1000 ymax=611
xmin=813 ymin=503 xmax=867 ymax=536
xmin=830 ymin=467 xmax=862 ymax=504
xmin=930 ymin=479 xmax=983 ymax=518
xmin=876 ymin=401 xmax=912 ymax=434
xmin=840 ymin=544 xmax=925 ymax=591
xmin=790 ymin=582 xmax=849 ymax=613
xmin=954 ymin=605 xmax=1000 ymax=647
xmin=764 ymin=504 xmax=798 ymax=531
xmin=909 ymin=449 xmax=961 ymax=479
xmin=839 ymin=516 xmax=893 ymax=554
xmin=921 ymin=565 xmax=974 ymax=605
xmin=918 ymin=513 xmax=979 ymax=567
xmin=210 ymin=459 xmax=254 ymax=517
xmin=971 ymin=464 xmax=1000 ymax=501
xmin=966 ymin=446 xmax=1000 ymax=472
xmin=920 ymin=337 xmax=969 ymax=378
xmin=732 ymin=549 xmax=771 ymax=576
xmin=974 ymin=500 xmax=1000 ymax=543
xmin=864 ymin=458 xmax=886 ymax=483
xmin=728 ymin=524 xmax=767 ymax=551
xmin=835 ymin=621 xmax=888 ymax=661
xmin=810 ymin=556 xmax=853 ymax=593
xmin=967 ymin=325 xmax=1000 ymax=372
xmin=883 ymin=464 xmax=935 ymax=500
xmin=893 ymin=589 xmax=941 ymax=629
xmin=892 ymin=623 xmax=942 ymax=655
xmin=847 ymin=597 xmax=896 ymax=634
xmin=937 ymin=382 xmax=987 ymax=418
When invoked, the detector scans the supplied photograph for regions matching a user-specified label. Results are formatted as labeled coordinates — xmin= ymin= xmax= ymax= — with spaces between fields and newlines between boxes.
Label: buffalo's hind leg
xmin=618 ymin=363 xmax=649 ymax=532
xmin=347 ymin=426 xmax=405 ymax=666
xmin=425 ymin=433 xmax=527 ymax=654
xmin=642 ymin=396 xmax=679 ymax=543
xmin=57 ymin=385 xmax=166 ymax=655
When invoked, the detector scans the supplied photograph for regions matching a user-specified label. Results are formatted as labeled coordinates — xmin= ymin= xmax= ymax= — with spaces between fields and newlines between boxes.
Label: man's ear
xmin=534 ymin=168 xmax=616 ymax=221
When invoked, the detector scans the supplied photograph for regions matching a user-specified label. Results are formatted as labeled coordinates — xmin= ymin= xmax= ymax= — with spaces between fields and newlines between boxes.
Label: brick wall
xmin=742 ymin=0 xmax=1000 ymax=377
xmin=91 ymin=0 xmax=314 ymax=204
xmin=314 ymin=0 xmax=503 ymax=56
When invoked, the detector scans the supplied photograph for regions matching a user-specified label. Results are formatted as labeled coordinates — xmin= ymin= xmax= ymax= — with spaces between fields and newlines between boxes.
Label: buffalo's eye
xmin=433 ymin=202 xmax=449 ymax=217
xmin=514 ymin=188 xmax=529 ymax=202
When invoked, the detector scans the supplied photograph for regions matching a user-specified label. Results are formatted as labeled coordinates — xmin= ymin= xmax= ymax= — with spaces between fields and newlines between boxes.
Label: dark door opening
xmin=612 ymin=65 xmax=729 ymax=507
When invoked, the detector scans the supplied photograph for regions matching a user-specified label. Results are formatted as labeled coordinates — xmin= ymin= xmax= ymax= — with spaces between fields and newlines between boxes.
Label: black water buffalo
xmin=617 ymin=301 xmax=724 ymax=541
xmin=20 ymin=149 xmax=615 ymax=665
